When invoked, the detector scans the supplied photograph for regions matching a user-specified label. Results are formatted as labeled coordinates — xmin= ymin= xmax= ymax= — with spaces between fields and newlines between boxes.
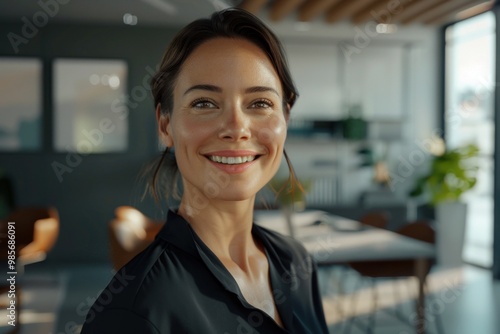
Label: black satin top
xmin=81 ymin=210 xmax=329 ymax=334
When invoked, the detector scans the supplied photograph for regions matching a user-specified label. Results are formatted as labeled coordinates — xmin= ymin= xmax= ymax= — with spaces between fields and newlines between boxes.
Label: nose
xmin=218 ymin=105 xmax=251 ymax=141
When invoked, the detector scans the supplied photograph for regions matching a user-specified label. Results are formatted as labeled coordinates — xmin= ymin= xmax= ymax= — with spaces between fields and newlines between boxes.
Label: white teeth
xmin=209 ymin=155 xmax=256 ymax=165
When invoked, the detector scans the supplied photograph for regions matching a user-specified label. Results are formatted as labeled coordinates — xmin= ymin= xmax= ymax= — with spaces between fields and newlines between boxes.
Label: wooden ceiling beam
xmin=239 ymin=0 xmax=269 ymax=14
xmin=455 ymin=0 xmax=495 ymax=20
xmin=424 ymin=0 xmax=492 ymax=25
xmin=401 ymin=0 xmax=482 ymax=24
xmin=326 ymin=0 xmax=381 ymax=24
xmin=392 ymin=0 xmax=448 ymax=23
xmin=351 ymin=0 xmax=413 ymax=24
xmin=241 ymin=0 xmax=492 ymax=25
xmin=298 ymin=0 xmax=344 ymax=22
xmin=270 ymin=0 xmax=307 ymax=21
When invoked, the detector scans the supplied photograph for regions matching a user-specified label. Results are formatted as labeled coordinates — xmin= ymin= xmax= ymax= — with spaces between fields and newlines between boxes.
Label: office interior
xmin=0 ymin=0 xmax=499 ymax=333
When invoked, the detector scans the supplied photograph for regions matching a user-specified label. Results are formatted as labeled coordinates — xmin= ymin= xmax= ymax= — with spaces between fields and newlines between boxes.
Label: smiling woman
xmin=81 ymin=8 xmax=328 ymax=334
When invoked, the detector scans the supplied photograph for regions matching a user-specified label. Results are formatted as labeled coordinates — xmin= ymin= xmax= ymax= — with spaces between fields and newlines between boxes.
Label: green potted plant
xmin=409 ymin=143 xmax=479 ymax=267
xmin=410 ymin=144 xmax=479 ymax=205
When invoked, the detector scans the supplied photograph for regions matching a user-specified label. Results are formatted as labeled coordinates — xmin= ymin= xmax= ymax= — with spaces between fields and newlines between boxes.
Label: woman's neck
xmin=177 ymin=197 xmax=259 ymax=269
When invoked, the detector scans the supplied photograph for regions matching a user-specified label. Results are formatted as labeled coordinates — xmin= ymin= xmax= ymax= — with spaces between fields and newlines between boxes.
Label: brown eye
xmin=250 ymin=99 xmax=273 ymax=109
xmin=191 ymin=99 xmax=217 ymax=109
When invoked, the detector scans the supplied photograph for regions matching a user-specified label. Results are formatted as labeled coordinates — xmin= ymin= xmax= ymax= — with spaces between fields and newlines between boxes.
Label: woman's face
xmin=158 ymin=37 xmax=288 ymax=203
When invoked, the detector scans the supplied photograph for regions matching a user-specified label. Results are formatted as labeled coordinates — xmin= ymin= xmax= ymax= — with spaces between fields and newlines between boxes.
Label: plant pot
xmin=435 ymin=201 xmax=467 ymax=268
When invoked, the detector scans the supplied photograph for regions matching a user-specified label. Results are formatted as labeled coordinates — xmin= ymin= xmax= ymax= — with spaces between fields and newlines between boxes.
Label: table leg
xmin=414 ymin=258 xmax=428 ymax=334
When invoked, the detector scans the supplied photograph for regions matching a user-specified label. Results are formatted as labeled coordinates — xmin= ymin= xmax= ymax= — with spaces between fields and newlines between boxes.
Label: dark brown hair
xmin=149 ymin=8 xmax=299 ymax=203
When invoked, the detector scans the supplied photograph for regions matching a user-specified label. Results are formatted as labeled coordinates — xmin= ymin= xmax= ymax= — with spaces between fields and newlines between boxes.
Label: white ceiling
xmin=0 ymin=0 xmax=241 ymax=27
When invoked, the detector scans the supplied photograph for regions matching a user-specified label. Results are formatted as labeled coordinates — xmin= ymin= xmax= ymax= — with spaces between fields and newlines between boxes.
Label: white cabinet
xmin=283 ymin=41 xmax=407 ymax=121
xmin=283 ymin=42 xmax=343 ymax=119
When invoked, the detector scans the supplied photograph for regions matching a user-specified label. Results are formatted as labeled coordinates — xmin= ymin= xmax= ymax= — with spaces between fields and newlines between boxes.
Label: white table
xmin=254 ymin=210 xmax=435 ymax=334
xmin=254 ymin=210 xmax=435 ymax=263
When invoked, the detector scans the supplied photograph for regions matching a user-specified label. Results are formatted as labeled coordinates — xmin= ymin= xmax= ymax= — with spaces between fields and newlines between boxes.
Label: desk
xmin=254 ymin=210 xmax=435 ymax=334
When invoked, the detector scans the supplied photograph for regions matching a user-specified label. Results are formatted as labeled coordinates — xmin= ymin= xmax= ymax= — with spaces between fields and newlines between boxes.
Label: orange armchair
xmin=0 ymin=207 xmax=59 ymax=272
xmin=0 ymin=206 xmax=59 ymax=333
xmin=108 ymin=206 xmax=163 ymax=271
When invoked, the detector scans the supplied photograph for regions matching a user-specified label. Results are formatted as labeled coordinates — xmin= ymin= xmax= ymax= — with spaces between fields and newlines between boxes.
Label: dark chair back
xmin=359 ymin=211 xmax=390 ymax=229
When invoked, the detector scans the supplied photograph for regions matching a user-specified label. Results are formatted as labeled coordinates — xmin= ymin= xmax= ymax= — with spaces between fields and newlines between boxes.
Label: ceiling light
xmin=109 ymin=75 xmax=121 ymax=89
xmin=376 ymin=23 xmax=398 ymax=34
xmin=101 ymin=74 xmax=110 ymax=86
xmin=89 ymin=74 xmax=100 ymax=85
xmin=123 ymin=13 xmax=138 ymax=26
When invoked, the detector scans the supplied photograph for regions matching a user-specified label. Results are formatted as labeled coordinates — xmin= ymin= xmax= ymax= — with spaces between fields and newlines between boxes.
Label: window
xmin=53 ymin=58 xmax=128 ymax=153
xmin=0 ymin=58 xmax=42 ymax=151
xmin=445 ymin=11 xmax=496 ymax=267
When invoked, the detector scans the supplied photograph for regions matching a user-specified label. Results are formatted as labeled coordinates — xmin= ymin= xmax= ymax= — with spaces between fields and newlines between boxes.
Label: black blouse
xmin=81 ymin=210 xmax=329 ymax=334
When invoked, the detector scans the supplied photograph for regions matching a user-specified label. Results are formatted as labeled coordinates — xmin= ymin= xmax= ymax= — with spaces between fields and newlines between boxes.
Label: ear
xmin=156 ymin=104 xmax=174 ymax=147
xmin=284 ymin=104 xmax=291 ymax=125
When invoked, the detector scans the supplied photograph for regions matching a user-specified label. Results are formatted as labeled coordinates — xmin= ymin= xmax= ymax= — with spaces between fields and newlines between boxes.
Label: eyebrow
xmin=245 ymin=86 xmax=281 ymax=97
xmin=183 ymin=84 xmax=280 ymax=97
xmin=183 ymin=84 xmax=221 ymax=95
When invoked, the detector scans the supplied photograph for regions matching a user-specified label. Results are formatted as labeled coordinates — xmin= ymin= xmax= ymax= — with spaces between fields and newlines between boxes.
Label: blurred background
xmin=0 ymin=0 xmax=499 ymax=333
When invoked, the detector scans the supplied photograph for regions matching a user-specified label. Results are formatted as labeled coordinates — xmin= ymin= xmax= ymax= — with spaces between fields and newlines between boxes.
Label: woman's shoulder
xmin=88 ymin=211 xmax=207 ymax=309
xmin=82 ymin=237 xmax=203 ymax=331
xmin=93 ymin=239 xmax=187 ymax=305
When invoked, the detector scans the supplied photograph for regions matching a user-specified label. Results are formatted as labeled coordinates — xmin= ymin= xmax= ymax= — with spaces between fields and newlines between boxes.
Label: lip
xmin=203 ymin=150 xmax=262 ymax=174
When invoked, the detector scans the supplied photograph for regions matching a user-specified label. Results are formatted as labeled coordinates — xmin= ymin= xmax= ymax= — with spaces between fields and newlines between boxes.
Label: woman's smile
xmin=204 ymin=150 xmax=262 ymax=174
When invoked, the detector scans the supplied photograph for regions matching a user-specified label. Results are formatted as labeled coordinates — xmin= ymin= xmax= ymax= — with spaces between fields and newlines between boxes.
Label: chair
xmin=325 ymin=210 xmax=390 ymax=330
xmin=321 ymin=211 xmax=390 ymax=331
xmin=343 ymin=220 xmax=444 ymax=334
xmin=0 ymin=207 xmax=59 ymax=271
xmin=358 ymin=211 xmax=390 ymax=229
xmin=108 ymin=206 xmax=163 ymax=271
xmin=0 ymin=206 xmax=60 ymax=332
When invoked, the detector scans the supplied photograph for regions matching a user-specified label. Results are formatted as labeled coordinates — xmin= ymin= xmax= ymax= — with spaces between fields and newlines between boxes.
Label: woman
xmin=81 ymin=8 xmax=328 ymax=334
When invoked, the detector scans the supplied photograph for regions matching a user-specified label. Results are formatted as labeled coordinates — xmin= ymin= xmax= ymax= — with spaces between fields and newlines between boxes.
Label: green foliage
xmin=409 ymin=144 xmax=479 ymax=206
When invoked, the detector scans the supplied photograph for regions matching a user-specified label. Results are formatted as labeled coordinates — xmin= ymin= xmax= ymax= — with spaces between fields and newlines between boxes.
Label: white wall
xmin=265 ymin=18 xmax=442 ymax=205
